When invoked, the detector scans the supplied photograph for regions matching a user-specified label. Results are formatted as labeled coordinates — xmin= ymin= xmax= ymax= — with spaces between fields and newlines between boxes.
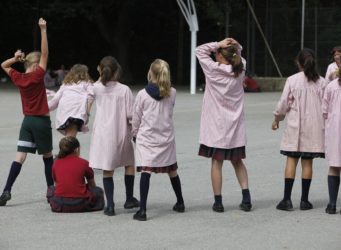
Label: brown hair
xmin=24 ymin=51 xmax=41 ymax=70
xmin=57 ymin=136 xmax=80 ymax=159
xmin=63 ymin=64 xmax=93 ymax=85
xmin=331 ymin=46 xmax=341 ymax=62
xmin=148 ymin=59 xmax=171 ymax=97
xmin=98 ymin=56 xmax=122 ymax=85
xmin=218 ymin=45 xmax=244 ymax=77
xmin=297 ymin=48 xmax=319 ymax=82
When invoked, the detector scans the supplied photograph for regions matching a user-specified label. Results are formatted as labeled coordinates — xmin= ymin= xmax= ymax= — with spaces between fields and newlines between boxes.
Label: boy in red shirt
xmin=0 ymin=18 xmax=54 ymax=206
xmin=50 ymin=136 xmax=104 ymax=212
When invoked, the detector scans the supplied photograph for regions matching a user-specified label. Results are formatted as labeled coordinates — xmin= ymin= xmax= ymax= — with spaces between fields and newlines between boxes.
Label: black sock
xmin=283 ymin=178 xmax=295 ymax=201
xmin=140 ymin=173 xmax=151 ymax=211
xmin=328 ymin=175 xmax=340 ymax=206
xmin=242 ymin=189 xmax=251 ymax=204
xmin=43 ymin=156 xmax=54 ymax=187
xmin=301 ymin=178 xmax=312 ymax=202
xmin=3 ymin=161 xmax=22 ymax=192
xmin=124 ymin=175 xmax=135 ymax=201
xmin=170 ymin=175 xmax=184 ymax=204
xmin=103 ymin=177 xmax=114 ymax=208
xmin=214 ymin=195 xmax=222 ymax=204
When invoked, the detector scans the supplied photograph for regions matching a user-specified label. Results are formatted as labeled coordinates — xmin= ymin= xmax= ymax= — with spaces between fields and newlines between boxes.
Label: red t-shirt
xmin=52 ymin=155 xmax=94 ymax=198
xmin=9 ymin=66 xmax=49 ymax=115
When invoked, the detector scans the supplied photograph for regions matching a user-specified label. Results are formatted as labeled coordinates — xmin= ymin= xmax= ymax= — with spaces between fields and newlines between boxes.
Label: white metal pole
xmin=190 ymin=30 xmax=197 ymax=94
xmin=301 ymin=0 xmax=305 ymax=49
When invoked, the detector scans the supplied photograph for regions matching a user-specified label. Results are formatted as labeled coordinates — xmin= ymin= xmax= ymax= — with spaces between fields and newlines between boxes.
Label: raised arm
xmin=195 ymin=42 xmax=219 ymax=76
xmin=38 ymin=18 xmax=48 ymax=70
xmin=1 ymin=50 xmax=25 ymax=75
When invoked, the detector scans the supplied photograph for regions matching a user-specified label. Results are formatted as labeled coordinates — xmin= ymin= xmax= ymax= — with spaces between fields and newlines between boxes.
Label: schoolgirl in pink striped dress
xmin=322 ymin=72 xmax=341 ymax=214
xmin=132 ymin=59 xmax=185 ymax=221
xmin=88 ymin=56 xmax=139 ymax=216
xmin=272 ymin=48 xmax=325 ymax=211
xmin=196 ymin=38 xmax=252 ymax=213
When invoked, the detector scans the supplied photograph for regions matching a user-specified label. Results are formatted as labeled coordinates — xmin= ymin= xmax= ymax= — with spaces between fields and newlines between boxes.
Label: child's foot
xmin=173 ymin=202 xmax=185 ymax=213
xmin=0 ymin=191 xmax=11 ymax=206
xmin=124 ymin=197 xmax=140 ymax=209
xmin=276 ymin=199 xmax=293 ymax=211
xmin=239 ymin=202 xmax=252 ymax=212
xmin=133 ymin=210 xmax=147 ymax=221
xmin=104 ymin=206 xmax=115 ymax=216
xmin=212 ymin=202 xmax=224 ymax=213
xmin=300 ymin=200 xmax=313 ymax=210
xmin=325 ymin=204 xmax=336 ymax=214
xmin=46 ymin=185 xmax=55 ymax=204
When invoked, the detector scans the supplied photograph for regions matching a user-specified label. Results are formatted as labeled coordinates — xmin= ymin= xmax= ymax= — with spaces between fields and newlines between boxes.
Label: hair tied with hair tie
xmin=233 ymin=53 xmax=237 ymax=57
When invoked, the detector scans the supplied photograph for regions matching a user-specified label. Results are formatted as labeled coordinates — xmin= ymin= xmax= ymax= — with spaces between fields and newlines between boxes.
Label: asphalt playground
xmin=0 ymin=86 xmax=340 ymax=250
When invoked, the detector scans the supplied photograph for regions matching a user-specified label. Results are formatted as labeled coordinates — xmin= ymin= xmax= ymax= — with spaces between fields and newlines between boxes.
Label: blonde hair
xmin=99 ymin=56 xmax=122 ymax=86
xmin=24 ymin=51 xmax=41 ymax=70
xmin=63 ymin=64 xmax=93 ymax=85
xmin=148 ymin=59 xmax=171 ymax=97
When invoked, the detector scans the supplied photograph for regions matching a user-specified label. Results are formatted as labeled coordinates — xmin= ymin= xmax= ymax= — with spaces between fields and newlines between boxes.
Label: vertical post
xmin=301 ymin=0 xmax=305 ymax=49
xmin=177 ymin=0 xmax=199 ymax=94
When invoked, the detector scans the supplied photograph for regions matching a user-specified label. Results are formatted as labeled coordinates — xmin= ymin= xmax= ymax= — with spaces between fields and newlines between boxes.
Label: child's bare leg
xmin=124 ymin=166 xmax=139 ymax=208
xmin=103 ymin=170 xmax=115 ymax=216
xmin=65 ymin=123 xmax=78 ymax=137
xmin=231 ymin=159 xmax=249 ymax=189
xmin=231 ymin=159 xmax=252 ymax=210
xmin=211 ymin=159 xmax=223 ymax=195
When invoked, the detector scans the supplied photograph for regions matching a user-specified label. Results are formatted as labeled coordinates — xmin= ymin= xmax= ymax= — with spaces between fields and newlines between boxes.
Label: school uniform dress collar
xmin=145 ymin=82 xmax=163 ymax=101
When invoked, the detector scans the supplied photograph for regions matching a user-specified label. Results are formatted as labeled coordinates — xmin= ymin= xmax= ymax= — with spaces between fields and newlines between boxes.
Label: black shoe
xmin=173 ymin=202 xmax=185 ymax=213
xmin=0 ymin=191 xmax=11 ymax=206
xmin=124 ymin=197 xmax=140 ymax=209
xmin=133 ymin=210 xmax=147 ymax=221
xmin=212 ymin=202 xmax=224 ymax=213
xmin=300 ymin=200 xmax=313 ymax=210
xmin=239 ymin=202 xmax=252 ymax=212
xmin=325 ymin=204 xmax=336 ymax=214
xmin=276 ymin=199 xmax=293 ymax=211
xmin=104 ymin=206 xmax=115 ymax=216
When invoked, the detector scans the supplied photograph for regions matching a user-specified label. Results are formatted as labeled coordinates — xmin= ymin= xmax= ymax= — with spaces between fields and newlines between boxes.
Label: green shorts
xmin=17 ymin=116 xmax=53 ymax=155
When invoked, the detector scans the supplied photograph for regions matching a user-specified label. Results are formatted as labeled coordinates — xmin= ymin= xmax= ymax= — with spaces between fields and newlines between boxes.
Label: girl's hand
xmin=272 ymin=120 xmax=279 ymax=130
xmin=218 ymin=38 xmax=231 ymax=49
xmin=14 ymin=50 xmax=25 ymax=62
xmin=38 ymin=18 xmax=47 ymax=31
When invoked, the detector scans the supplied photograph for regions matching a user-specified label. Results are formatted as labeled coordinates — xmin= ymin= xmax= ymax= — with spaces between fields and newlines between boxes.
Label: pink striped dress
xmin=88 ymin=81 xmax=135 ymax=171
xmin=196 ymin=42 xmax=247 ymax=150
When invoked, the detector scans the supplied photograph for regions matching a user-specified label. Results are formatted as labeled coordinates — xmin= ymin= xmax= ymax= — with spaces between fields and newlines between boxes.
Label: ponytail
xmin=218 ymin=46 xmax=244 ymax=77
xmin=297 ymin=48 xmax=319 ymax=82
xmin=149 ymin=59 xmax=171 ymax=97
xmin=98 ymin=56 xmax=122 ymax=86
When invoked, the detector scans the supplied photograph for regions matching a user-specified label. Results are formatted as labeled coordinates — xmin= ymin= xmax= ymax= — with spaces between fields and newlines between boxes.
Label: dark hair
xmin=57 ymin=136 xmax=80 ymax=159
xmin=218 ymin=45 xmax=244 ymax=77
xmin=331 ymin=46 xmax=341 ymax=62
xmin=99 ymin=56 xmax=122 ymax=85
xmin=297 ymin=48 xmax=319 ymax=82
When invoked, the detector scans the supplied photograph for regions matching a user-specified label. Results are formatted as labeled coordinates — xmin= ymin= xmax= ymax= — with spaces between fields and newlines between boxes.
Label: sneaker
xmin=124 ymin=197 xmax=140 ymax=209
xmin=212 ymin=202 xmax=224 ymax=213
xmin=104 ymin=206 xmax=116 ymax=216
xmin=325 ymin=204 xmax=336 ymax=214
xmin=133 ymin=210 xmax=147 ymax=221
xmin=300 ymin=200 xmax=313 ymax=210
xmin=239 ymin=202 xmax=252 ymax=212
xmin=46 ymin=186 xmax=55 ymax=204
xmin=173 ymin=202 xmax=185 ymax=213
xmin=0 ymin=191 xmax=11 ymax=206
xmin=276 ymin=199 xmax=293 ymax=211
